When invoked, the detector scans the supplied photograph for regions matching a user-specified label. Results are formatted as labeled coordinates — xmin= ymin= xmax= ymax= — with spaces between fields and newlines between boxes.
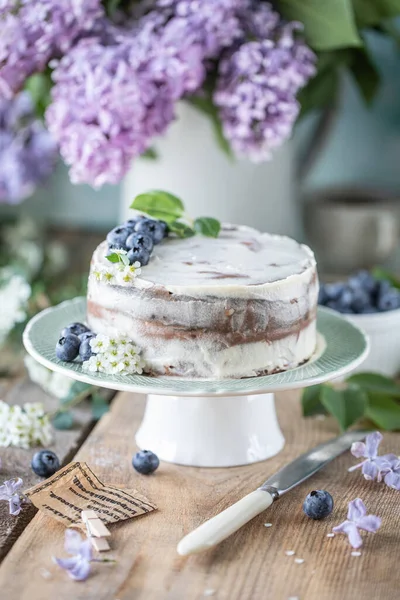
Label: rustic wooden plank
xmin=0 ymin=390 xmax=399 ymax=600
xmin=0 ymin=377 xmax=94 ymax=562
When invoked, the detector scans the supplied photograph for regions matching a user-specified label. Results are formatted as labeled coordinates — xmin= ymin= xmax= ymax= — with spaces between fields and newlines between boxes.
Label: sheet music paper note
xmin=24 ymin=462 xmax=156 ymax=528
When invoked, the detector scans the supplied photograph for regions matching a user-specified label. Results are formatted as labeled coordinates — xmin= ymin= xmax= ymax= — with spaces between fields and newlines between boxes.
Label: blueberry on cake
xmin=86 ymin=209 xmax=319 ymax=379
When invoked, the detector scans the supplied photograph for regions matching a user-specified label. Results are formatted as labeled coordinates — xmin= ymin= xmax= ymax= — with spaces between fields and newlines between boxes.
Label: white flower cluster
xmin=0 ymin=400 xmax=53 ymax=449
xmin=82 ymin=334 xmax=145 ymax=375
xmin=0 ymin=268 xmax=31 ymax=345
xmin=90 ymin=249 xmax=142 ymax=285
xmin=24 ymin=355 xmax=75 ymax=399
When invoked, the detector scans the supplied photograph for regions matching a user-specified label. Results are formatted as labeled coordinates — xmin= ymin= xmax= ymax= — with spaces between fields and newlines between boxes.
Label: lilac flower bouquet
xmin=1 ymin=0 xmax=399 ymax=194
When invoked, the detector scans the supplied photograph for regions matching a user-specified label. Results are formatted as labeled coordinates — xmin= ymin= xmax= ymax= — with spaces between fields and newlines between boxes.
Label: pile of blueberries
xmin=318 ymin=270 xmax=400 ymax=314
xmin=106 ymin=215 xmax=168 ymax=266
xmin=55 ymin=322 xmax=95 ymax=363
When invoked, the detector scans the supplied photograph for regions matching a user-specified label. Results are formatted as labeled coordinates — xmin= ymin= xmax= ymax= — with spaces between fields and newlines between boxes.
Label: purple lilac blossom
xmin=54 ymin=529 xmax=93 ymax=581
xmin=214 ymin=4 xmax=316 ymax=162
xmin=0 ymin=0 xmax=103 ymax=98
xmin=0 ymin=477 xmax=23 ymax=515
xmin=46 ymin=37 xmax=176 ymax=187
xmin=46 ymin=0 xmax=245 ymax=187
xmin=332 ymin=498 xmax=381 ymax=549
xmin=0 ymin=92 xmax=57 ymax=204
xmin=151 ymin=0 xmax=244 ymax=59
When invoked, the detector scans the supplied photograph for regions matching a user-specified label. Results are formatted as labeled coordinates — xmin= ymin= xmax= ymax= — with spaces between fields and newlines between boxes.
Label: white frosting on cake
xmin=87 ymin=224 xmax=319 ymax=379
xmin=91 ymin=225 xmax=316 ymax=299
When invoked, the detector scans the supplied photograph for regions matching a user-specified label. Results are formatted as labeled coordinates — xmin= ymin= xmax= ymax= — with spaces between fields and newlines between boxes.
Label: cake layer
xmin=87 ymin=224 xmax=319 ymax=378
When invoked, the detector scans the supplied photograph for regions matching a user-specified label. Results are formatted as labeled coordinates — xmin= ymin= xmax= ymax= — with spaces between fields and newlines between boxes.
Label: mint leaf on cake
xmin=130 ymin=190 xmax=221 ymax=238
xmin=194 ymin=217 xmax=221 ymax=238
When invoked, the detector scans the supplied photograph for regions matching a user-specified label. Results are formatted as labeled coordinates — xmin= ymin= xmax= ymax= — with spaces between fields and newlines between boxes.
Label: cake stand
xmin=23 ymin=298 xmax=369 ymax=468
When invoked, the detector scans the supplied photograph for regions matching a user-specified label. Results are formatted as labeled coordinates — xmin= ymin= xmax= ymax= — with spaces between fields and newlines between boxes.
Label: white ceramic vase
xmin=121 ymin=102 xmax=298 ymax=237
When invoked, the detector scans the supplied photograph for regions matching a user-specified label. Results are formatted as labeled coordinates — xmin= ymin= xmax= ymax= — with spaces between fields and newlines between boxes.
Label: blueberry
xmin=31 ymin=449 xmax=60 ymax=478
xmin=56 ymin=334 xmax=80 ymax=361
xmin=336 ymin=287 xmax=353 ymax=309
xmin=135 ymin=218 xmax=165 ymax=244
xmin=377 ymin=290 xmax=400 ymax=312
xmin=349 ymin=270 xmax=376 ymax=293
xmin=132 ymin=450 xmax=159 ymax=474
xmin=123 ymin=216 xmax=146 ymax=232
xmin=351 ymin=288 xmax=371 ymax=313
xmin=106 ymin=226 xmax=131 ymax=250
xmin=159 ymin=220 xmax=168 ymax=238
xmin=324 ymin=282 xmax=345 ymax=301
xmin=303 ymin=490 xmax=334 ymax=520
xmin=78 ymin=331 xmax=95 ymax=342
xmin=79 ymin=338 xmax=94 ymax=361
xmin=126 ymin=232 xmax=154 ymax=252
xmin=325 ymin=300 xmax=354 ymax=314
xmin=127 ymin=247 xmax=150 ymax=266
xmin=61 ymin=322 xmax=89 ymax=338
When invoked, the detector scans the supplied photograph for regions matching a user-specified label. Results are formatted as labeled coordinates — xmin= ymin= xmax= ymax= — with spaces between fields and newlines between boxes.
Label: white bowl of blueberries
xmin=319 ymin=270 xmax=400 ymax=377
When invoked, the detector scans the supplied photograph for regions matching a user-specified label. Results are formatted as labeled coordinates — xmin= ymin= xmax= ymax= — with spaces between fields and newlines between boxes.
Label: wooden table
xmin=0 ymin=387 xmax=399 ymax=600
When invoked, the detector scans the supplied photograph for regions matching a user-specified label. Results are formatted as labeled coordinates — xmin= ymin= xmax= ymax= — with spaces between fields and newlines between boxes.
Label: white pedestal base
xmin=135 ymin=393 xmax=285 ymax=467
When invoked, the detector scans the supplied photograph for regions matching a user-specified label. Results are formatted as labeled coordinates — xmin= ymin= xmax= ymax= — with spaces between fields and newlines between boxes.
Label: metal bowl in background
xmin=303 ymin=187 xmax=400 ymax=273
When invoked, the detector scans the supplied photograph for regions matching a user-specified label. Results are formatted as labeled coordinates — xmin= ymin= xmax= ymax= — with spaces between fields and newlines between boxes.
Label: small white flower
xmin=91 ymin=267 xmax=105 ymax=282
xmin=23 ymin=403 xmax=45 ymax=419
xmin=82 ymin=355 xmax=110 ymax=373
xmin=117 ymin=269 xmax=136 ymax=285
xmin=102 ymin=269 xmax=116 ymax=283
xmin=125 ymin=262 xmax=142 ymax=276
xmin=82 ymin=355 xmax=100 ymax=373
xmin=89 ymin=334 xmax=110 ymax=354
xmin=107 ymin=360 xmax=126 ymax=375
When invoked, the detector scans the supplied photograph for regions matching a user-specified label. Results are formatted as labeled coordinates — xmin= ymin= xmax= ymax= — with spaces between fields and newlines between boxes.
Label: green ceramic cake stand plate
xmin=23 ymin=298 xmax=369 ymax=468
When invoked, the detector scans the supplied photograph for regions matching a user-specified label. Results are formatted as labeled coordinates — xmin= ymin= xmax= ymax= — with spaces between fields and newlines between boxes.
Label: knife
xmin=177 ymin=429 xmax=367 ymax=556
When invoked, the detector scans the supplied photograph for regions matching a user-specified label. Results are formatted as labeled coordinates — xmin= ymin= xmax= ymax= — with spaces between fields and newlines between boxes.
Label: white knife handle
xmin=177 ymin=489 xmax=274 ymax=556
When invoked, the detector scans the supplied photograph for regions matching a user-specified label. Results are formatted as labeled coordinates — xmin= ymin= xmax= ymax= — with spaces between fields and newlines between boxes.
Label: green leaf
xmin=352 ymin=0 xmax=400 ymax=26
xmin=366 ymin=392 xmax=400 ymax=430
xmin=168 ymin=221 xmax=196 ymax=238
xmin=371 ymin=267 xmax=400 ymax=290
xmin=194 ymin=217 xmax=221 ymax=238
xmin=52 ymin=411 xmax=74 ymax=430
xmin=91 ymin=394 xmax=110 ymax=421
xmin=280 ymin=0 xmax=362 ymax=50
xmin=106 ymin=253 xmax=120 ymax=264
xmin=321 ymin=385 xmax=367 ymax=430
xmin=24 ymin=72 xmax=52 ymax=118
xmin=60 ymin=381 xmax=93 ymax=405
xmin=130 ymin=190 xmax=184 ymax=223
xmin=346 ymin=372 xmax=400 ymax=398
xmin=348 ymin=47 xmax=380 ymax=104
xmin=298 ymin=67 xmax=340 ymax=117
xmin=141 ymin=147 xmax=158 ymax=160
xmin=188 ymin=96 xmax=233 ymax=159
xmin=301 ymin=384 xmax=326 ymax=416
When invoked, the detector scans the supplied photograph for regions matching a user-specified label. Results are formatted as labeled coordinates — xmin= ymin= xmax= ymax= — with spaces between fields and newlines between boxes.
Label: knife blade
xmin=177 ymin=429 xmax=367 ymax=556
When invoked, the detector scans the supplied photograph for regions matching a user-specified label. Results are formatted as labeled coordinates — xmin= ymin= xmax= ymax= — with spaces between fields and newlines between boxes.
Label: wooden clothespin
xmin=81 ymin=510 xmax=111 ymax=552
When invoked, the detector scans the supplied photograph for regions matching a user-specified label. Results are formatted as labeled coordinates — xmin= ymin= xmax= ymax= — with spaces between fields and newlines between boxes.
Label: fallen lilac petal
xmin=0 ymin=478 xmax=23 ymax=516
xmin=54 ymin=529 xmax=93 ymax=582
xmin=384 ymin=470 xmax=400 ymax=490
xmin=348 ymin=498 xmax=367 ymax=521
xmin=333 ymin=521 xmax=363 ymax=549
xmin=350 ymin=441 xmax=366 ymax=459
xmin=361 ymin=461 xmax=379 ymax=481
xmin=333 ymin=498 xmax=381 ymax=549
xmin=365 ymin=431 xmax=382 ymax=458
xmin=356 ymin=515 xmax=382 ymax=533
